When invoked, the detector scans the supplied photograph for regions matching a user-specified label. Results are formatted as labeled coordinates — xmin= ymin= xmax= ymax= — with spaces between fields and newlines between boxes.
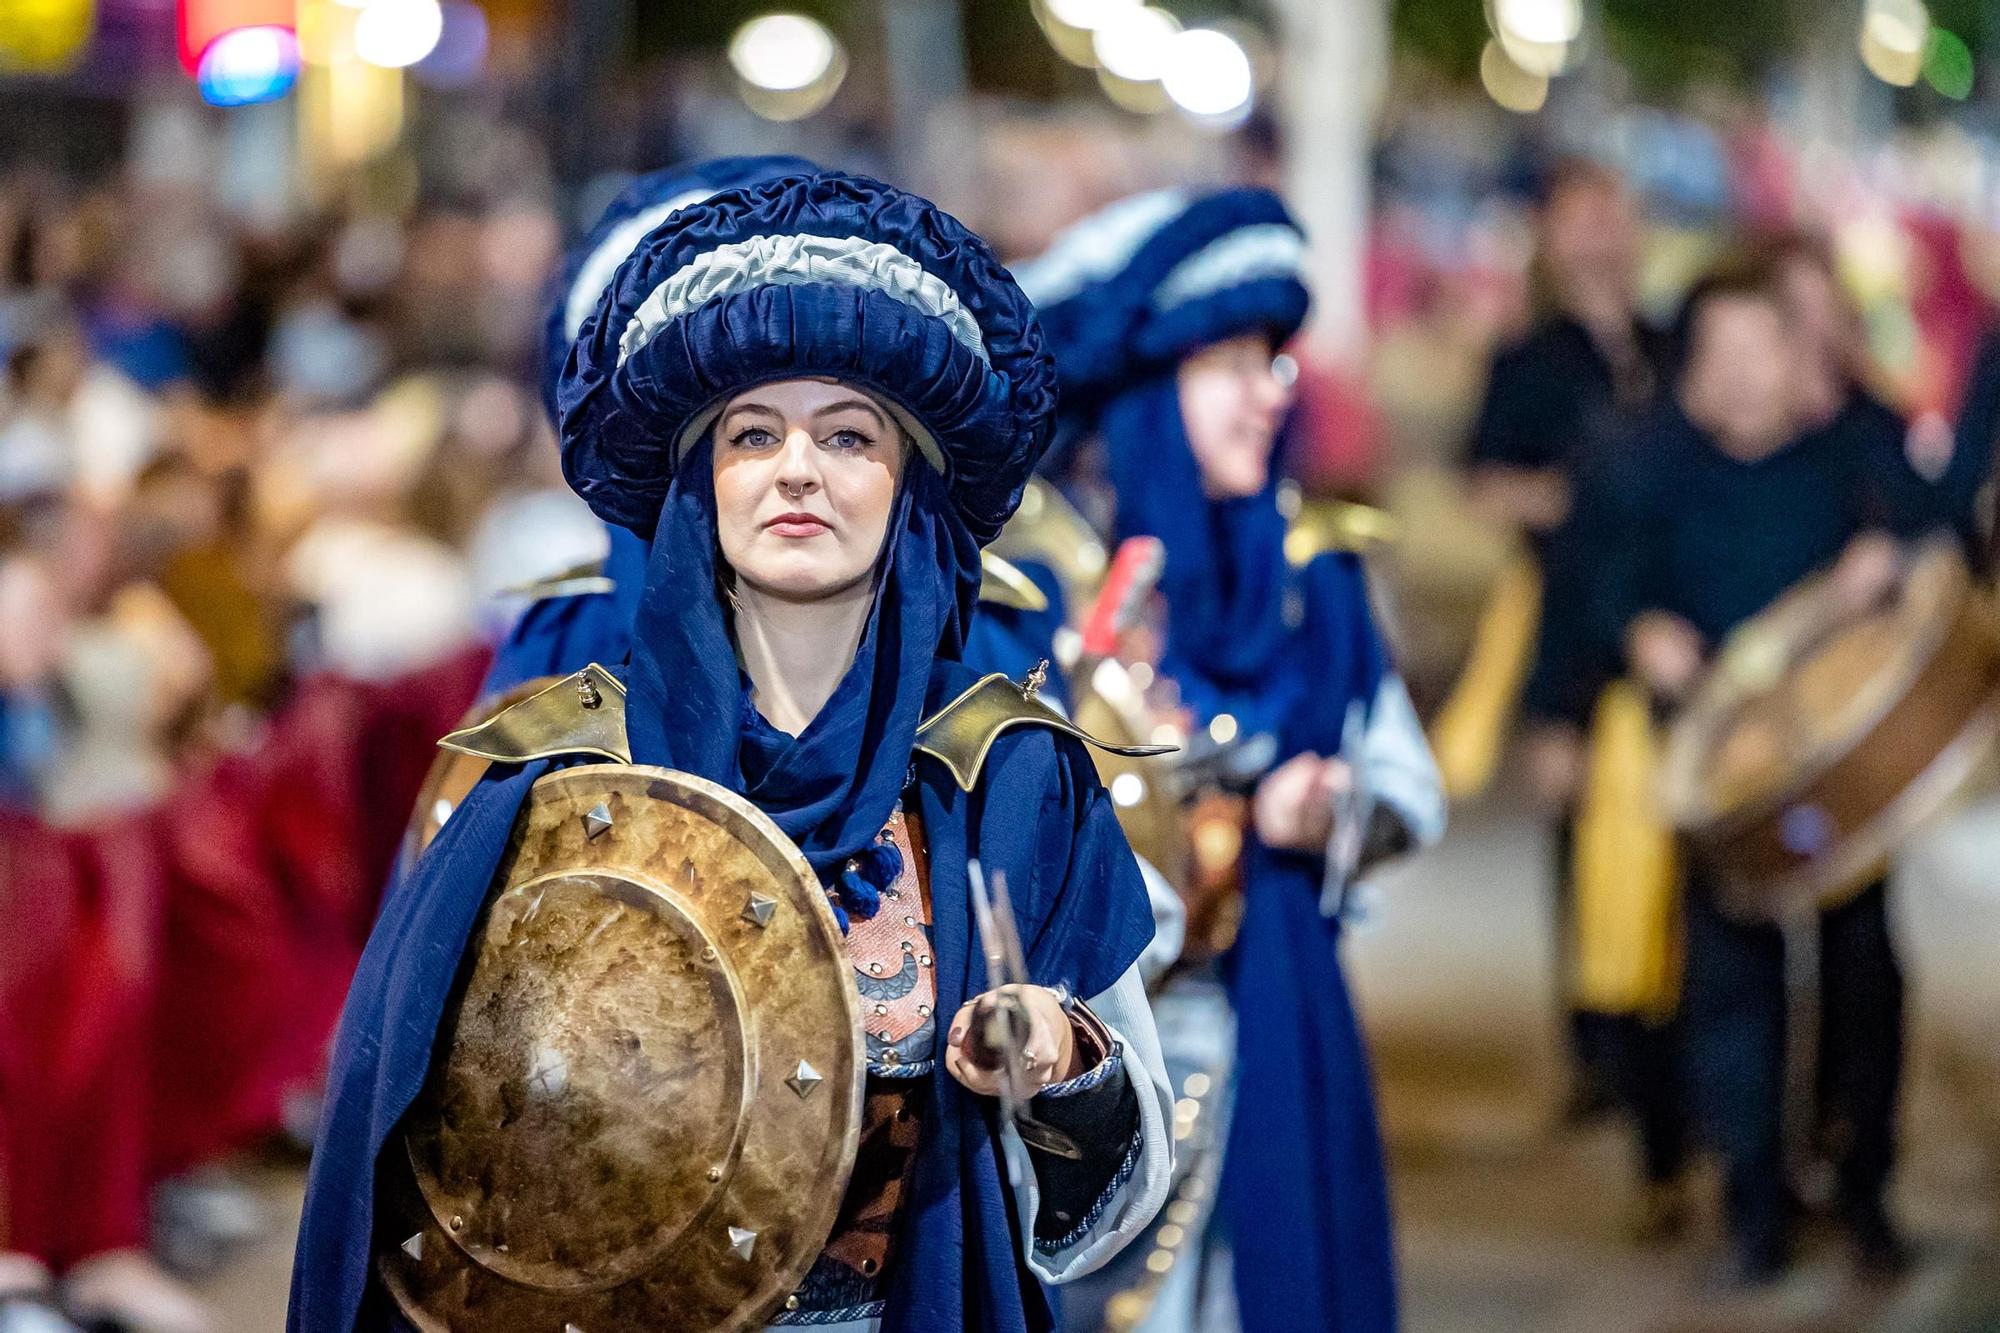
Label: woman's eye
xmin=729 ymin=427 xmax=777 ymax=448
xmin=827 ymin=429 xmax=873 ymax=450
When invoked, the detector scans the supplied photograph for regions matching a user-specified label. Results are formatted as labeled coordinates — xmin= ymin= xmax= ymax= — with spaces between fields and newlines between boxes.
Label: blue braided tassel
xmin=827 ymin=838 xmax=901 ymax=931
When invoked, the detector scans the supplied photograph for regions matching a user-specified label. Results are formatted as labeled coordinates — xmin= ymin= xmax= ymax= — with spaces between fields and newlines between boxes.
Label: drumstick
xmin=1081 ymin=536 xmax=1166 ymax=660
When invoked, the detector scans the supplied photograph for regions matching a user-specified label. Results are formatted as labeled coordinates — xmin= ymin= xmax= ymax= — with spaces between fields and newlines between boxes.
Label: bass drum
xmin=1661 ymin=539 xmax=2000 ymax=920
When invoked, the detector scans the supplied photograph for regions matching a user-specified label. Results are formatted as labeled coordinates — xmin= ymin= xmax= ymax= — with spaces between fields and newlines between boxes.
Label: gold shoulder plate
xmin=437 ymin=663 xmax=631 ymax=765
xmin=977 ymin=551 xmax=1051 ymax=613
xmin=913 ymin=670 xmax=1176 ymax=792
xmin=502 ymin=556 xmax=617 ymax=602
xmin=988 ymin=477 xmax=1109 ymax=613
xmin=1284 ymin=499 xmax=1400 ymax=567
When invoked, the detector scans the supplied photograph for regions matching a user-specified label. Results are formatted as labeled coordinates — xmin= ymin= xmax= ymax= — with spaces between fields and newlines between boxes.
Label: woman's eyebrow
xmin=813 ymin=398 xmax=890 ymax=429
xmin=721 ymin=401 xmax=781 ymax=422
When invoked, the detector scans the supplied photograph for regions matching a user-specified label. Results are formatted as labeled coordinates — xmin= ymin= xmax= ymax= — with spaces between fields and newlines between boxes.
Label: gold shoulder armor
xmin=1284 ymin=499 xmax=1400 ymax=567
xmin=502 ymin=557 xmax=618 ymax=602
xmin=913 ymin=667 xmax=1176 ymax=792
xmin=977 ymin=551 xmax=1051 ymax=613
xmin=988 ymin=477 xmax=1109 ymax=613
xmin=437 ymin=663 xmax=632 ymax=765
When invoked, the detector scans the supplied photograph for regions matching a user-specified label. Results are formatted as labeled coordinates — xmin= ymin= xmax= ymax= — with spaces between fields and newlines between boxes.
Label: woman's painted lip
xmin=765 ymin=512 xmax=832 ymax=537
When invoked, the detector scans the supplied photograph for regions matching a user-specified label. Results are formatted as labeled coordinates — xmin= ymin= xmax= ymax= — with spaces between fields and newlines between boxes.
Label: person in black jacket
xmin=1468 ymin=157 xmax=1670 ymax=1127
xmin=1574 ymin=258 xmax=1978 ymax=1283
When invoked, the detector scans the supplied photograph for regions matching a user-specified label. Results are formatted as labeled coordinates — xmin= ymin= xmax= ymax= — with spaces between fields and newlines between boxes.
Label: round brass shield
xmin=378 ymin=764 xmax=864 ymax=1332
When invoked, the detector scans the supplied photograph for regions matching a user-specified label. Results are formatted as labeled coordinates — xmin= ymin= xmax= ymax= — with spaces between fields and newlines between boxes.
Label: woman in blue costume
xmin=1017 ymin=189 xmax=1444 ymax=1333
xmin=289 ymin=171 xmax=1176 ymax=1332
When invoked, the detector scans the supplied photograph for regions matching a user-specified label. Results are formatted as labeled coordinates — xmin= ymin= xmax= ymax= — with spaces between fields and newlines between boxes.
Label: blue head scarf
xmin=560 ymin=168 xmax=1055 ymax=921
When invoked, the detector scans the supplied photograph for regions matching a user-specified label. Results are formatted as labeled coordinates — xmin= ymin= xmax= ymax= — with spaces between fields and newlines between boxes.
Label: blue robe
xmin=289 ymin=446 xmax=1154 ymax=1333
xmin=1217 ymin=552 xmax=1396 ymax=1333
xmin=1100 ymin=376 xmax=1398 ymax=1333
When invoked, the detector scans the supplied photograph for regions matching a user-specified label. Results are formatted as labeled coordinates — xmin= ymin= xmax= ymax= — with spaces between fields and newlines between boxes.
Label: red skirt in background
xmin=0 ymin=815 xmax=161 ymax=1267
xmin=0 ymin=644 xmax=488 ymax=1266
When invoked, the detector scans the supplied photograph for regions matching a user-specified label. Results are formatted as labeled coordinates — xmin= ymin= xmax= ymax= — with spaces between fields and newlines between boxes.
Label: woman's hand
xmin=1251 ymin=752 xmax=1353 ymax=854
xmin=1831 ymin=531 xmax=1900 ymax=611
xmin=944 ymin=984 xmax=1080 ymax=1096
xmin=1627 ymin=611 xmax=1705 ymax=704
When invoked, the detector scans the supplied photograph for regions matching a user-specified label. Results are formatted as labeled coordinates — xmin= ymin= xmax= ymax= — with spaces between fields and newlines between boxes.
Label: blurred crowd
xmin=1 ymin=72 xmax=2000 ymax=1329
xmin=0 ymin=119 xmax=614 ymax=1328
xmin=1448 ymin=156 xmax=1995 ymax=1285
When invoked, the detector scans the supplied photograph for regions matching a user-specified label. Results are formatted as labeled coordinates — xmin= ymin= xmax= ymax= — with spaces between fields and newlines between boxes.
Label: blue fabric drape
xmin=289 ymin=453 xmax=1153 ymax=1333
xmin=1217 ymin=550 xmax=1396 ymax=1333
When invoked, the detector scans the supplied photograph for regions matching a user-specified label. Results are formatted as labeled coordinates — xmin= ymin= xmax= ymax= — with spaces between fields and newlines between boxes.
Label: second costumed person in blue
xmin=1016 ymin=186 xmax=1446 ymax=1333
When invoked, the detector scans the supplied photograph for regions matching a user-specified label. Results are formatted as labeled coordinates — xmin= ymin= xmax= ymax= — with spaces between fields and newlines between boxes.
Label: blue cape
xmin=288 ymin=452 xmax=1154 ymax=1333
xmin=293 ymin=167 xmax=1149 ymax=1332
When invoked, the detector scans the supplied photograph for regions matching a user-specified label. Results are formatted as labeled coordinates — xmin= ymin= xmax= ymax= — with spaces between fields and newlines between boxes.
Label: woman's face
xmin=711 ymin=379 xmax=907 ymax=601
xmin=1776 ymin=254 xmax=1851 ymax=367
xmin=1176 ymin=333 xmax=1295 ymax=500
xmin=1680 ymin=294 xmax=1801 ymax=461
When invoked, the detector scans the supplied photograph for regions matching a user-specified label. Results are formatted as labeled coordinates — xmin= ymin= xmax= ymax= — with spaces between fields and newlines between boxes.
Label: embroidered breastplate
xmin=774 ymin=808 xmax=936 ymax=1324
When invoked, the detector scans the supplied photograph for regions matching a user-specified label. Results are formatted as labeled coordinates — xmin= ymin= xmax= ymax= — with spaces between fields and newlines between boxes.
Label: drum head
xmin=1663 ymin=542 xmax=1967 ymax=832
xmin=1662 ymin=540 xmax=2000 ymax=916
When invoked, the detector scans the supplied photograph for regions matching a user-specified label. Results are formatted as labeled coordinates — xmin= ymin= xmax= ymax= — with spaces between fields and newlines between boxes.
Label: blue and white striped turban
xmin=557 ymin=171 xmax=1059 ymax=545
xmin=1013 ymin=186 xmax=1310 ymax=414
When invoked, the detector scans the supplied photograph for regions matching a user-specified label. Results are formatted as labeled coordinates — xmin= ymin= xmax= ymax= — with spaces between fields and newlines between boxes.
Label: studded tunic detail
xmin=774 ymin=809 xmax=936 ymax=1324
xmin=846 ymin=810 xmax=938 ymax=1073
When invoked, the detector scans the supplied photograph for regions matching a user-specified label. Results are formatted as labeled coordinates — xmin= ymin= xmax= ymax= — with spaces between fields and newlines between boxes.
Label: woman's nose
xmin=775 ymin=427 xmax=820 ymax=494
xmin=1256 ymin=365 xmax=1295 ymax=415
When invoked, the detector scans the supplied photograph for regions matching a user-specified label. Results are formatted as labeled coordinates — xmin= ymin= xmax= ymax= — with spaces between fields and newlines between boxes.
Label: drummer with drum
xmin=1567 ymin=255 xmax=1986 ymax=1283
